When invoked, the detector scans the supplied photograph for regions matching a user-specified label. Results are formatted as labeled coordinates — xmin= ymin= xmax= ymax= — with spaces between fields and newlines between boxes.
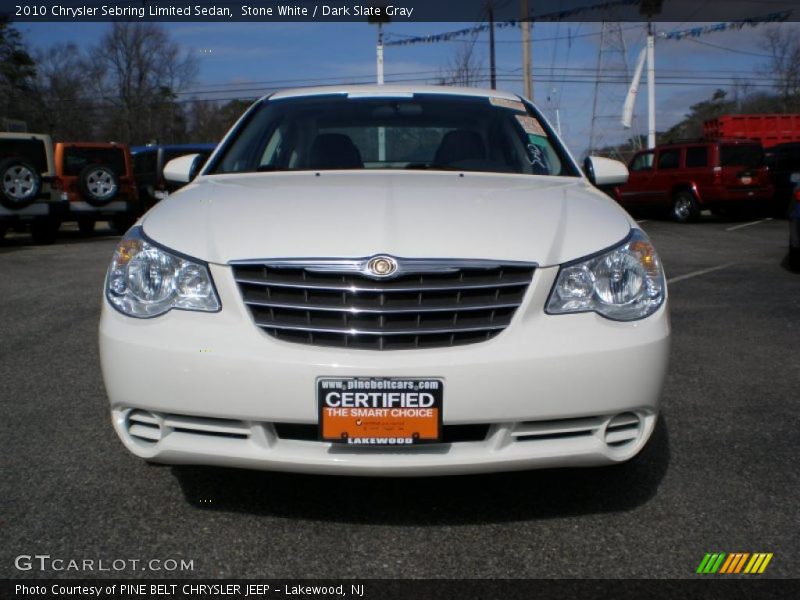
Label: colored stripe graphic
xmin=699 ymin=552 xmax=773 ymax=574
xmin=759 ymin=554 xmax=773 ymax=573
xmin=697 ymin=553 xmax=727 ymax=574
xmin=696 ymin=554 xmax=713 ymax=574
xmin=719 ymin=554 xmax=736 ymax=573
xmin=734 ymin=553 xmax=750 ymax=573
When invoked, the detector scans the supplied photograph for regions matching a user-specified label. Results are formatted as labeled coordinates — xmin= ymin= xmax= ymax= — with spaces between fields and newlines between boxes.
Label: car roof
xmin=56 ymin=141 xmax=129 ymax=149
xmin=267 ymin=84 xmax=523 ymax=102
xmin=0 ymin=132 xmax=52 ymax=142
xmin=130 ymin=143 xmax=216 ymax=154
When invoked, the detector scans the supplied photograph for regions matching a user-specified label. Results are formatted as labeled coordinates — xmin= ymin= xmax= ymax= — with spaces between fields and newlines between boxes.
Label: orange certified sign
xmin=317 ymin=377 xmax=443 ymax=445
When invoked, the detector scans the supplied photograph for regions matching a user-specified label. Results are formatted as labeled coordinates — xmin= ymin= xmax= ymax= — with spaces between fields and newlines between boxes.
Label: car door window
xmin=657 ymin=149 xmax=680 ymax=170
xmin=630 ymin=152 xmax=654 ymax=172
xmin=685 ymin=146 xmax=708 ymax=168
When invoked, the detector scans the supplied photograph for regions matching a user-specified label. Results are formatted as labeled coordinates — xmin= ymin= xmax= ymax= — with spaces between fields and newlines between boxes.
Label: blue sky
xmin=18 ymin=20 xmax=795 ymax=155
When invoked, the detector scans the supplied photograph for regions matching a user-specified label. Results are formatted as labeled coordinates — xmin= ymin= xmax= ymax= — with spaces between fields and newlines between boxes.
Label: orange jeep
xmin=54 ymin=142 xmax=141 ymax=234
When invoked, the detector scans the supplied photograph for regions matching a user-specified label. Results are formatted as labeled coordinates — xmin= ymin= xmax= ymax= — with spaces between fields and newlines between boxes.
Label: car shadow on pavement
xmin=0 ymin=225 xmax=120 ymax=253
xmin=171 ymin=418 xmax=670 ymax=525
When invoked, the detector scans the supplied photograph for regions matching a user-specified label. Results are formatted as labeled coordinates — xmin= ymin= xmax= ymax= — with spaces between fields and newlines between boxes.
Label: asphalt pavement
xmin=1 ymin=214 xmax=798 ymax=579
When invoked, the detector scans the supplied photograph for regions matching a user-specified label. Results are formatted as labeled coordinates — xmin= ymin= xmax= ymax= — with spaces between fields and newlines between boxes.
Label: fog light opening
xmin=125 ymin=409 xmax=163 ymax=445
xmin=603 ymin=412 xmax=642 ymax=448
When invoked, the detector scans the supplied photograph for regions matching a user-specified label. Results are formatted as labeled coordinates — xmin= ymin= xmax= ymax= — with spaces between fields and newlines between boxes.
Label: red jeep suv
xmin=616 ymin=139 xmax=774 ymax=222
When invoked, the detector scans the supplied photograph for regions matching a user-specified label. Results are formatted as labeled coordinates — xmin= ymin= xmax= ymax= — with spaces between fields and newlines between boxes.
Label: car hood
xmin=142 ymin=171 xmax=633 ymax=267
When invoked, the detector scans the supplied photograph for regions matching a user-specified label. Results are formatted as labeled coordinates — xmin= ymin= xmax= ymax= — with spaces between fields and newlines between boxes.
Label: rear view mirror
xmin=163 ymin=153 xmax=203 ymax=184
xmin=584 ymin=156 xmax=629 ymax=186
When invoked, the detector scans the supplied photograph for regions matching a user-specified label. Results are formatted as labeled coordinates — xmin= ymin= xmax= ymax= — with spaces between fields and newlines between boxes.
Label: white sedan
xmin=99 ymin=85 xmax=670 ymax=476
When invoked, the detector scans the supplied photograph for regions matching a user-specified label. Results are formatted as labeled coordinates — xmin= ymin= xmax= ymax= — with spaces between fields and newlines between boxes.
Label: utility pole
xmin=369 ymin=10 xmax=391 ymax=162
xmin=369 ymin=9 xmax=391 ymax=84
xmin=521 ymin=0 xmax=532 ymax=99
xmin=640 ymin=0 xmax=663 ymax=149
xmin=646 ymin=21 xmax=656 ymax=149
xmin=376 ymin=22 xmax=385 ymax=84
xmin=488 ymin=2 xmax=496 ymax=89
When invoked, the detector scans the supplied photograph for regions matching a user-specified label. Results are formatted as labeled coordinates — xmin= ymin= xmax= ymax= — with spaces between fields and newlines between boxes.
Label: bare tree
xmin=186 ymin=98 xmax=251 ymax=143
xmin=759 ymin=25 xmax=800 ymax=112
xmin=438 ymin=43 xmax=485 ymax=87
xmin=90 ymin=23 xmax=198 ymax=144
xmin=32 ymin=43 xmax=95 ymax=139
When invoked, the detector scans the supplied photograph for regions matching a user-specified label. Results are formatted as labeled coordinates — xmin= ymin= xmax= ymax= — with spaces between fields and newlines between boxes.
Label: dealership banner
xmin=2 ymin=579 xmax=799 ymax=599
xmin=5 ymin=0 xmax=800 ymax=22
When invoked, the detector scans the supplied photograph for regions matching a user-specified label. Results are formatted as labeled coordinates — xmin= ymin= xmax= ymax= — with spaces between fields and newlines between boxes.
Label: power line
xmin=682 ymin=37 xmax=774 ymax=58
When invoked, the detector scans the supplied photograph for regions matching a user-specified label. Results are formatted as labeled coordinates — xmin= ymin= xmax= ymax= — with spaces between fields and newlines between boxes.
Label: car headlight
xmin=546 ymin=229 xmax=665 ymax=321
xmin=105 ymin=226 xmax=220 ymax=318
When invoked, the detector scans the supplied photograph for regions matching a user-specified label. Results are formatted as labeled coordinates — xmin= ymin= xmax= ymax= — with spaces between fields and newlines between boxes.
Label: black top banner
xmin=4 ymin=0 xmax=800 ymax=22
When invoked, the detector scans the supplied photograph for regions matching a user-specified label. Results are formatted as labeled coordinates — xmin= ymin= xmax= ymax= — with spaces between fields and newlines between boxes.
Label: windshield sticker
xmin=526 ymin=143 xmax=550 ymax=172
xmin=490 ymin=97 xmax=527 ymax=112
xmin=516 ymin=115 xmax=547 ymax=136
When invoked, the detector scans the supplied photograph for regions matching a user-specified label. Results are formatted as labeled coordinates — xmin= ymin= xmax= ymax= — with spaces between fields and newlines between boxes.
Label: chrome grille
xmin=231 ymin=257 xmax=535 ymax=350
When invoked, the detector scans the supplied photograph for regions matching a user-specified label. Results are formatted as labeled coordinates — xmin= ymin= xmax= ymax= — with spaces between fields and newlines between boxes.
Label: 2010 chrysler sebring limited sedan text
xmin=99 ymin=85 xmax=670 ymax=476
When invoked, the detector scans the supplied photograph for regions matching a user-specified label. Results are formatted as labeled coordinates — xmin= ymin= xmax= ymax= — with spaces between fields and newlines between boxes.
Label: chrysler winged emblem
xmin=366 ymin=256 xmax=398 ymax=277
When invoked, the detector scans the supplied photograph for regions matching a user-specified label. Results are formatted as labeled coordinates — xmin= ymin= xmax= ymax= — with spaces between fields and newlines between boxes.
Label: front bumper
xmin=99 ymin=265 xmax=671 ymax=476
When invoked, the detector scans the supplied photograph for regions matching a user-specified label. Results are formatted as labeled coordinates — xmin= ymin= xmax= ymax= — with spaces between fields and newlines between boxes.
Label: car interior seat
xmin=307 ymin=133 xmax=364 ymax=170
xmin=434 ymin=130 xmax=487 ymax=166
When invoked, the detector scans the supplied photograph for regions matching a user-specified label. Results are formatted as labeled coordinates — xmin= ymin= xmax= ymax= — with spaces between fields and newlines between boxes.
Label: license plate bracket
xmin=317 ymin=377 xmax=443 ymax=446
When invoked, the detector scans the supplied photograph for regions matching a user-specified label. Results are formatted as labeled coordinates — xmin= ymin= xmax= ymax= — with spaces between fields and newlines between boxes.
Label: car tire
xmin=0 ymin=224 xmax=7 ymax=240
xmin=671 ymin=191 xmax=700 ymax=223
xmin=79 ymin=164 xmax=119 ymax=207
xmin=0 ymin=158 xmax=41 ymax=210
xmin=77 ymin=218 xmax=95 ymax=235
xmin=29 ymin=219 xmax=60 ymax=245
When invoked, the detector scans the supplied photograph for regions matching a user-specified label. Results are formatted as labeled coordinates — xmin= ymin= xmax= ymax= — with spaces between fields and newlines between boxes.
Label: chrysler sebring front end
xmin=99 ymin=86 xmax=670 ymax=476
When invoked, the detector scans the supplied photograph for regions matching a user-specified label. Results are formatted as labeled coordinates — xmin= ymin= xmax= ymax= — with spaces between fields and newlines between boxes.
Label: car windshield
xmin=209 ymin=93 xmax=577 ymax=177
xmin=720 ymin=144 xmax=764 ymax=169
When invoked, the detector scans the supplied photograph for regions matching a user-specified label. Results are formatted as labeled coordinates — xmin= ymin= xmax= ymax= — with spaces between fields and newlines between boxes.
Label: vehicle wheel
xmin=77 ymin=218 xmax=95 ymax=235
xmin=110 ymin=213 xmax=135 ymax=235
xmin=0 ymin=225 xmax=7 ymax=240
xmin=79 ymin=164 xmax=119 ymax=207
xmin=0 ymin=158 xmax=41 ymax=210
xmin=29 ymin=219 xmax=60 ymax=245
xmin=671 ymin=191 xmax=700 ymax=223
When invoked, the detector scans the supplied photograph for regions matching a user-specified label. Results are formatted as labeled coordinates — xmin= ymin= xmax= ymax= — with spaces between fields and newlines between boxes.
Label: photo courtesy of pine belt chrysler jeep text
xmin=99 ymin=85 xmax=671 ymax=476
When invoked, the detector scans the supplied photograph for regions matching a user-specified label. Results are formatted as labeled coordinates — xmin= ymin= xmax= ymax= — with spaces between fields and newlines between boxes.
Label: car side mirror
xmin=584 ymin=156 xmax=629 ymax=186
xmin=163 ymin=153 xmax=203 ymax=184
xmin=790 ymin=172 xmax=800 ymax=184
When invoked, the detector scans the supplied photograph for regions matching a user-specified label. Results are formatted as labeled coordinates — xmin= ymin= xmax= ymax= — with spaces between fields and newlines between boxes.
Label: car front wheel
xmin=671 ymin=191 xmax=700 ymax=223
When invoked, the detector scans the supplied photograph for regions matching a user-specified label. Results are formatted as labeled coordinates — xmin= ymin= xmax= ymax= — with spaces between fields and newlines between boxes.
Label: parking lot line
xmin=725 ymin=218 xmax=772 ymax=232
xmin=667 ymin=263 xmax=736 ymax=284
